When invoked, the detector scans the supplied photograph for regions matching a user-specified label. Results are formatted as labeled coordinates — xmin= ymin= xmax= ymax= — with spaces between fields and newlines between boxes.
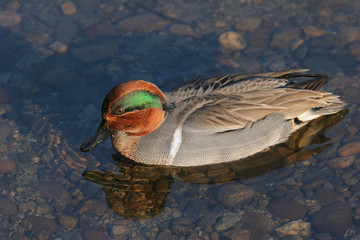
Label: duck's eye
xmin=112 ymin=107 xmax=124 ymax=115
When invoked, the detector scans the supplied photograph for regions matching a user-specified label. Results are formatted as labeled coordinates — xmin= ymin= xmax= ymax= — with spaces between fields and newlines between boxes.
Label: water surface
xmin=0 ymin=0 xmax=359 ymax=239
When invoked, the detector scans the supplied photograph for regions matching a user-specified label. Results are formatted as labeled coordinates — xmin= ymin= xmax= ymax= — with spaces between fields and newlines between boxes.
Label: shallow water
xmin=0 ymin=0 xmax=360 ymax=239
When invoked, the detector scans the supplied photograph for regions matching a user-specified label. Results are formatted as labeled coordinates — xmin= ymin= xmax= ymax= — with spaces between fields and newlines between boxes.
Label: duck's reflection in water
xmin=82 ymin=110 xmax=346 ymax=219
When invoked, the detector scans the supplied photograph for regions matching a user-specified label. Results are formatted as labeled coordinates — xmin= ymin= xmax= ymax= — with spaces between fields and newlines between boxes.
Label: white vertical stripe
xmin=169 ymin=126 xmax=182 ymax=164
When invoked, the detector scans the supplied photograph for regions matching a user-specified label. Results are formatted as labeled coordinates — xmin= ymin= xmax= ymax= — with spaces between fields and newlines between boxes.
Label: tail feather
xmin=285 ymin=74 xmax=330 ymax=90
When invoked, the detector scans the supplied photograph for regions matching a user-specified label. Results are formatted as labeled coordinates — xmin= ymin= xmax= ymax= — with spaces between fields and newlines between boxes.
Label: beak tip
xmin=79 ymin=121 xmax=111 ymax=153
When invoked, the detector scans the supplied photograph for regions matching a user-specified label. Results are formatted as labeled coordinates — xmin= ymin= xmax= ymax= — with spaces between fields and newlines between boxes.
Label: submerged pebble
xmin=267 ymin=198 xmax=308 ymax=220
xmin=270 ymin=26 xmax=301 ymax=50
xmin=275 ymin=220 xmax=311 ymax=237
xmin=327 ymin=156 xmax=355 ymax=168
xmin=0 ymin=88 xmax=10 ymax=104
xmin=171 ymin=216 xmax=195 ymax=235
xmin=0 ymin=122 xmax=13 ymax=141
xmin=0 ymin=160 xmax=16 ymax=173
xmin=169 ymin=24 xmax=196 ymax=37
xmin=83 ymin=228 xmax=109 ymax=240
xmin=239 ymin=212 xmax=268 ymax=240
xmin=5 ymin=1 xmax=21 ymax=11
xmin=116 ymin=13 xmax=169 ymax=33
xmin=215 ymin=183 xmax=256 ymax=207
xmin=314 ymin=188 xmax=344 ymax=207
xmin=111 ymin=225 xmax=130 ymax=238
xmin=311 ymin=202 xmax=352 ymax=234
xmin=303 ymin=25 xmax=326 ymax=38
xmin=49 ymin=41 xmax=68 ymax=54
xmin=219 ymin=31 xmax=247 ymax=50
xmin=35 ymin=182 xmax=71 ymax=199
xmin=21 ymin=216 xmax=58 ymax=239
xmin=58 ymin=214 xmax=78 ymax=230
xmin=349 ymin=41 xmax=360 ymax=57
xmin=0 ymin=196 xmax=18 ymax=215
xmin=215 ymin=212 xmax=241 ymax=231
xmin=0 ymin=11 xmax=21 ymax=27
xmin=61 ymin=1 xmax=77 ymax=15
xmin=338 ymin=142 xmax=360 ymax=156
xmin=84 ymin=23 xmax=119 ymax=38
xmin=235 ymin=17 xmax=262 ymax=32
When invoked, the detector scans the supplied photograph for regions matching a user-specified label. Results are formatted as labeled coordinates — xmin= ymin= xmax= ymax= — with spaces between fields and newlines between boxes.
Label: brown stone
xmin=349 ymin=41 xmax=360 ymax=57
xmin=169 ymin=24 xmax=196 ymax=37
xmin=311 ymin=202 xmax=352 ymax=234
xmin=267 ymin=198 xmax=308 ymax=220
xmin=83 ymin=228 xmax=109 ymax=240
xmin=327 ymin=156 xmax=355 ymax=168
xmin=0 ymin=88 xmax=9 ymax=103
xmin=303 ymin=25 xmax=326 ymax=38
xmin=241 ymin=212 xmax=268 ymax=240
xmin=219 ymin=31 xmax=247 ymax=50
xmin=235 ymin=18 xmax=262 ymax=32
xmin=19 ymin=201 xmax=36 ymax=213
xmin=222 ymin=229 xmax=250 ymax=240
xmin=338 ymin=142 xmax=360 ymax=156
xmin=171 ymin=217 xmax=195 ymax=235
xmin=348 ymin=125 xmax=359 ymax=136
xmin=61 ymin=1 xmax=77 ymax=15
xmin=0 ymin=122 xmax=13 ymax=141
xmin=156 ymin=229 xmax=174 ymax=240
xmin=58 ymin=215 xmax=78 ymax=230
xmin=85 ymin=23 xmax=119 ymax=37
xmin=80 ymin=199 xmax=108 ymax=215
xmin=270 ymin=26 xmax=301 ymax=50
xmin=111 ymin=225 xmax=130 ymax=238
xmin=116 ymin=13 xmax=169 ymax=33
xmin=216 ymin=183 xmax=255 ymax=207
xmin=36 ymin=204 xmax=54 ymax=215
xmin=0 ymin=160 xmax=16 ymax=173
xmin=0 ymin=196 xmax=18 ymax=215
xmin=342 ymin=27 xmax=360 ymax=44
xmin=311 ymin=34 xmax=342 ymax=48
xmin=0 ymin=11 xmax=21 ymax=27
xmin=35 ymin=182 xmax=71 ymax=199
xmin=22 ymin=216 xmax=58 ymax=239
xmin=314 ymin=188 xmax=344 ymax=207
xmin=5 ymin=1 xmax=20 ymax=11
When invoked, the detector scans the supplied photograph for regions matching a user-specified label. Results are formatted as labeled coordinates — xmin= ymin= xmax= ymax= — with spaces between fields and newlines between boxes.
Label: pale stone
xmin=49 ymin=41 xmax=68 ymax=54
xmin=275 ymin=220 xmax=311 ymax=237
xmin=219 ymin=31 xmax=247 ymax=50
xmin=61 ymin=1 xmax=77 ymax=15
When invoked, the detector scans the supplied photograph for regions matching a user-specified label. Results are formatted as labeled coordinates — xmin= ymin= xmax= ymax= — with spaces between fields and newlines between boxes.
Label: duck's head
xmin=80 ymin=80 xmax=168 ymax=152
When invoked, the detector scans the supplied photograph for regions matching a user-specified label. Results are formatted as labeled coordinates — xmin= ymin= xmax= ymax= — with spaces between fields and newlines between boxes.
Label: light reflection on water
xmin=0 ymin=0 xmax=359 ymax=239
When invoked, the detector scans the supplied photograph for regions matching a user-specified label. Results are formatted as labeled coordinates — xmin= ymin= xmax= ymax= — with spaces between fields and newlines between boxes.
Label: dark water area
xmin=0 ymin=0 xmax=360 ymax=239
